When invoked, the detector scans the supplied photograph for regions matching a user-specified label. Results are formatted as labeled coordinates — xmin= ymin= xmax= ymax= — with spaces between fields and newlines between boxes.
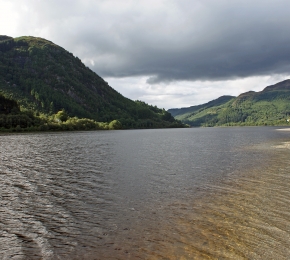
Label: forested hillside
xmin=0 ymin=35 xmax=184 ymax=130
xmin=168 ymin=80 xmax=290 ymax=126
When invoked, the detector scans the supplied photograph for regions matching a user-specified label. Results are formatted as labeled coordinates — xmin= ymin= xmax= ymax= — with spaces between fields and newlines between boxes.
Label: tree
xmin=109 ymin=120 xmax=122 ymax=130
xmin=55 ymin=109 xmax=68 ymax=122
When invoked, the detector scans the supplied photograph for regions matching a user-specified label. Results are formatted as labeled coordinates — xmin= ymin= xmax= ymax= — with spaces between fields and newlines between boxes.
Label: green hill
xmin=168 ymin=80 xmax=290 ymax=126
xmin=168 ymin=95 xmax=235 ymax=118
xmin=0 ymin=35 xmax=184 ymax=129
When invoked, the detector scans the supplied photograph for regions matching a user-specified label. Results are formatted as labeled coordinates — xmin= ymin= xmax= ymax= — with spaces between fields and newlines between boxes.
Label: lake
xmin=0 ymin=127 xmax=290 ymax=259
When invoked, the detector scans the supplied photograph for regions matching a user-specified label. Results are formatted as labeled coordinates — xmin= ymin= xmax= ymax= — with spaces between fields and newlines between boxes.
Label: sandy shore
xmin=273 ymin=141 xmax=290 ymax=149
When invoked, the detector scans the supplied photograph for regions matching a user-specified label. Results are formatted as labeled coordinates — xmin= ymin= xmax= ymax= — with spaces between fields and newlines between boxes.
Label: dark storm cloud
xmin=86 ymin=1 xmax=290 ymax=83
xmin=8 ymin=0 xmax=290 ymax=83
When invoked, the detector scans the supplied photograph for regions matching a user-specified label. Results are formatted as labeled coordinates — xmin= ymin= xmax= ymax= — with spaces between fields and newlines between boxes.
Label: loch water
xmin=0 ymin=127 xmax=290 ymax=259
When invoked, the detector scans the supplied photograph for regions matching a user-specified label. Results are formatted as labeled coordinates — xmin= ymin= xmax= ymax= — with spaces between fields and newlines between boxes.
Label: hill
xmin=168 ymin=80 xmax=290 ymax=126
xmin=168 ymin=95 xmax=235 ymax=118
xmin=0 ymin=35 xmax=184 ymax=129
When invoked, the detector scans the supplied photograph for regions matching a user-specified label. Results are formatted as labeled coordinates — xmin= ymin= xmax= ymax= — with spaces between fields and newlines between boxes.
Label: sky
xmin=1 ymin=0 xmax=290 ymax=109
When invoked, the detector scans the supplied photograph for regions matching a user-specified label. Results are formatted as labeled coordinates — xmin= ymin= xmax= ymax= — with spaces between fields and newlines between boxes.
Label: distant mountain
xmin=168 ymin=80 xmax=290 ymax=126
xmin=168 ymin=95 xmax=235 ymax=118
xmin=0 ymin=35 xmax=184 ymax=129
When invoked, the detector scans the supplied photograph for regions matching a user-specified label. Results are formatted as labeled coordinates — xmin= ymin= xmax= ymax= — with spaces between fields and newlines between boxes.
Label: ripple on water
xmin=0 ymin=130 xmax=290 ymax=259
xmin=0 ymin=133 xmax=114 ymax=259
xmin=89 ymin=143 xmax=290 ymax=260
xmin=138 ymin=146 xmax=290 ymax=260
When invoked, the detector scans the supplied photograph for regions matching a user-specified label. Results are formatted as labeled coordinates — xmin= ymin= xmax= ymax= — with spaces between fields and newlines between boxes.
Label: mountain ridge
xmin=168 ymin=95 xmax=235 ymax=117
xmin=168 ymin=80 xmax=290 ymax=126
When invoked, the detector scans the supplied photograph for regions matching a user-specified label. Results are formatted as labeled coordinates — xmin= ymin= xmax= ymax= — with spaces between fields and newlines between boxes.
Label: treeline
xmin=0 ymin=109 xmax=123 ymax=132
xmin=0 ymin=116 xmax=124 ymax=132
xmin=0 ymin=94 xmax=183 ymax=132
xmin=0 ymin=94 xmax=123 ymax=132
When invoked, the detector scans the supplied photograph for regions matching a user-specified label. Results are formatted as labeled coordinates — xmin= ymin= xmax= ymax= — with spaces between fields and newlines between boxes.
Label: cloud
xmin=1 ymin=0 xmax=290 ymax=108
xmin=3 ymin=0 xmax=290 ymax=83
xmin=106 ymin=74 xmax=290 ymax=109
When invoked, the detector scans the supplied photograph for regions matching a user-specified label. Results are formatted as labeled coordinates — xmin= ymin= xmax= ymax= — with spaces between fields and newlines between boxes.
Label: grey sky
xmin=1 ymin=0 xmax=290 ymax=108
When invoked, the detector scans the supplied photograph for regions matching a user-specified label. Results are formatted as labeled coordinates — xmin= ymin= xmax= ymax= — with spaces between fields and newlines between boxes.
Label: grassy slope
xmin=168 ymin=95 xmax=235 ymax=118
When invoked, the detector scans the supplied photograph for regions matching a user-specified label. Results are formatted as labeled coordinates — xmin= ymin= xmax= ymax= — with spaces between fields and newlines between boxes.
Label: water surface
xmin=0 ymin=127 xmax=290 ymax=259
